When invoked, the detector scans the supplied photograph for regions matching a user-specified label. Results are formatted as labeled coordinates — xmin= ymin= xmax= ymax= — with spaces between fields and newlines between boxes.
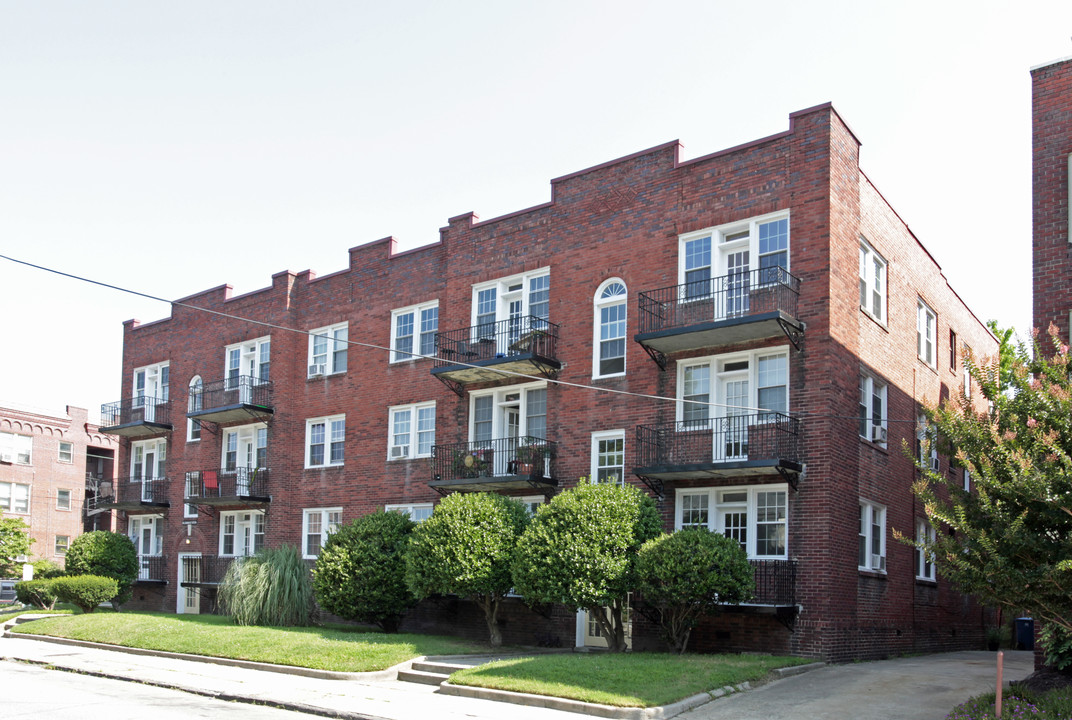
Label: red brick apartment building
xmin=0 ymin=405 xmax=116 ymax=572
xmin=1033 ymin=56 xmax=1072 ymax=339
xmin=99 ymin=103 xmax=994 ymax=661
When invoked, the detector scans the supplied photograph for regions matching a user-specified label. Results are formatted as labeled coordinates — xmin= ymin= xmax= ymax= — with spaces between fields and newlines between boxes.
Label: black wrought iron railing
xmin=90 ymin=476 xmax=170 ymax=508
xmin=100 ymin=396 xmax=171 ymax=428
xmin=184 ymin=467 xmax=269 ymax=501
xmin=750 ymin=559 xmax=796 ymax=606
xmin=135 ymin=555 xmax=168 ymax=583
xmin=192 ymin=375 xmax=272 ymax=413
xmin=635 ymin=413 xmax=801 ymax=468
xmin=180 ymin=555 xmax=238 ymax=586
xmin=432 ymin=436 xmax=557 ymax=482
xmin=637 ymin=268 xmax=800 ymax=335
xmin=433 ymin=316 xmax=560 ymax=369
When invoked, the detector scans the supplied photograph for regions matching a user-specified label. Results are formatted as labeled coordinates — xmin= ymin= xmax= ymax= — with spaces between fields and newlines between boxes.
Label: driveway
xmin=686 ymin=651 xmax=1034 ymax=720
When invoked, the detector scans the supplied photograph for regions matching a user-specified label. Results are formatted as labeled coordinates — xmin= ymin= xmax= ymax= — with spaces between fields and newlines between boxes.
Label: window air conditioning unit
xmin=871 ymin=425 xmax=887 ymax=443
xmin=390 ymin=445 xmax=409 ymax=459
xmin=931 ymin=456 xmax=941 ymax=472
xmin=308 ymin=364 xmax=326 ymax=378
xmin=0 ymin=452 xmax=12 ymax=463
xmin=873 ymin=555 xmax=886 ymax=572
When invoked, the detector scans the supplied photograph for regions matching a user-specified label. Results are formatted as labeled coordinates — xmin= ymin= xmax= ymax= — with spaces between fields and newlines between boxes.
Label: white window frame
xmin=470 ymin=268 xmax=551 ymax=330
xmin=518 ymin=495 xmax=544 ymax=517
xmin=56 ymin=488 xmax=71 ymax=511
xmin=187 ymin=375 xmax=203 ymax=442
xmin=1 ymin=432 xmax=33 ymax=465
xmin=183 ymin=472 xmax=200 ymax=519
xmin=859 ymin=374 xmax=888 ymax=446
xmin=58 ymin=441 xmax=73 ymax=464
xmin=678 ymin=211 xmax=791 ymax=290
xmin=129 ymin=514 xmax=164 ymax=556
xmin=859 ymin=500 xmax=886 ymax=573
xmin=55 ymin=535 xmax=69 ymax=557
xmin=468 ymin=381 xmax=549 ymax=441
xmin=917 ymin=299 xmax=937 ymax=368
xmin=916 ymin=413 xmax=938 ymax=471
xmin=0 ymin=482 xmax=30 ymax=513
xmin=130 ymin=437 xmax=167 ymax=480
xmin=675 ymin=347 xmax=790 ymax=423
xmin=302 ymin=507 xmax=342 ymax=559
xmin=390 ymin=301 xmax=439 ymax=363
xmin=305 ymin=415 xmax=345 ymax=468
xmin=673 ymin=484 xmax=789 ymax=560
xmin=307 ymin=322 xmax=348 ymax=377
xmin=386 ymin=503 xmax=433 ymax=523
xmin=916 ymin=519 xmax=936 ymax=581
xmin=133 ymin=361 xmax=169 ymax=405
xmin=591 ymin=430 xmax=625 ymax=485
xmin=219 ymin=510 xmax=265 ymax=557
xmin=963 ymin=467 xmax=971 ymax=492
xmin=388 ymin=402 xmax=436 ymax=460
xmin=593 ymin=279 xmax=627 ymax=379
xmin=225 ymin=336 xmax=271 ymax=385
xmin=859 ymin=239 xmax=887 ymax=323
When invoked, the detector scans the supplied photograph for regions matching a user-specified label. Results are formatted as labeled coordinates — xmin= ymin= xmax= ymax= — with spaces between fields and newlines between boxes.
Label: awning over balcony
xmin=431 ymin=317 xmax=561 ymax=396
xmin=187 ymin=376 xmax=273 ymax=424
xmin=430 ymin=436 xmax=558 ymax=493
xmin=99 ymin=397 xmax=172 ymax=437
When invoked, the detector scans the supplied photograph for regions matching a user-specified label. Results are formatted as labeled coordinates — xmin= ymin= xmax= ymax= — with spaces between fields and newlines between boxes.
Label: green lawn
xmin=0 ymin=604 xmax=79 ymax=624
xmin=449 ymin=652 xmax=814 ymax=707
xmin=10 ymin=612 xmax=494 ymax=672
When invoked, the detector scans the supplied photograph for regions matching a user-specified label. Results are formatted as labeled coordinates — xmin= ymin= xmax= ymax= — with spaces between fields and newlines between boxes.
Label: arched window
xmin=593 ymin=279 xmax=627 ymax=378
xmin=187 ymin=376 xmax=203 ymax=442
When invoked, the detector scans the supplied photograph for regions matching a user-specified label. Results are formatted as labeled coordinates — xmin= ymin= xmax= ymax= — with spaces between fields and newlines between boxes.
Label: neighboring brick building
xmin=100 ymin=103 xmax=995 ymax=660
xmin=1033 ymin=56 xmax=1072 ymax=340
xmin=0 ymin=404 xmax=116 ymax=572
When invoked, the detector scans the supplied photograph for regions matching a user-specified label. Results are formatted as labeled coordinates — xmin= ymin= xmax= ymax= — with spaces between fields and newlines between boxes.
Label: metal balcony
xmin=89 ymin=476 xmax=171 ymax=511
xmin=179 ymin=555 xmax=237 ymax=587
xmin=184 ymin=467 xmax=270 ymax=506
xmin=749 ymin=559 xmax=796 ymax=607
xmin=432 ymin=316 xmax=561 ymax=395
xmin=134 ymin=555 xmax=168 ymax=584
xmin=187 ymin=375 xmax=273 ymax=424
xmin=634 ymin=413 xmax=803 ymax=496
xmin=99 ymin=396 xmax=172 ymax=437
xmin=430 ymin=436 xmax=558 ymax=493
xmin=635 ymin=268 xmax=804 ymax=368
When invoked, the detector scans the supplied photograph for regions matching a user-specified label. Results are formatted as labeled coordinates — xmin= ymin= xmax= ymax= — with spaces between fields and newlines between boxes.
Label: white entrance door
xmin=178 ymin=554 xmax=201 ymax=614
xmin=717 ymin=377 xmax=750 ymax=461
xmin=576 ymin=600 xmax=632 ymax=649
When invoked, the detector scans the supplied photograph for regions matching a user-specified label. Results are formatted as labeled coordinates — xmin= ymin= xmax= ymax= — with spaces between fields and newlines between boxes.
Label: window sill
xmin=860 ymin=307 xmax=889 ymax=330
xmin=859 ymin=437 xmax=889 ymax=454
xmin=304 ymin=464 xmax=345 ymax=471
xmin=306 ymin=372 xmax=346 ymax=381
xmin=915 ymin=577 xmax=938 ymax=586
xmin=858 ymin=568 xmax=887 ymax=579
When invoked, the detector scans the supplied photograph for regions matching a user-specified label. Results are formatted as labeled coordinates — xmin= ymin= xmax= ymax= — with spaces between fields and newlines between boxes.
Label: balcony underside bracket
xmin=776 ymin=318 xmax=805 ymax=352
xmin=527 ymin=358 xmax=561 ymax=381
xmin=775 ymin=605 xmax=799 ymax=632
xmin=635 ymin=473 xmax=665 ymax=501
xmin=776 ymin=464 xmax=800 ymax=491
xmin=430 ymin=483 xmax=452 ymax=497
xmin=434 ymin=375 xmax=466 ymax=398
xmin=639 ymin=343 xmax=668 ymax=371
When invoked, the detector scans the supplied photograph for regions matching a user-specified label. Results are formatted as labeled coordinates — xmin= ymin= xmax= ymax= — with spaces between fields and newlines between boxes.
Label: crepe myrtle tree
xmin=404 ymin=492 xmax=529 ymax=646
xmin=512 ymin=479 xmax=661 ymax=653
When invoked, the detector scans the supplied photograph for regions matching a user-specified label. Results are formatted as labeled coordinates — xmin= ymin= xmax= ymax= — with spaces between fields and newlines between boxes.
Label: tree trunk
xmin=587 ymin=601 xmax=628 ymax=652
xmin=477 ymin=595 xmax=503 ymax=647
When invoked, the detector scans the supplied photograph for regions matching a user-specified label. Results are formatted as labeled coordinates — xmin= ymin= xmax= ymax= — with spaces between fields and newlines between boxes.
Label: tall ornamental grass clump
xmin=218 ymin=545 xmax=313 ymax=626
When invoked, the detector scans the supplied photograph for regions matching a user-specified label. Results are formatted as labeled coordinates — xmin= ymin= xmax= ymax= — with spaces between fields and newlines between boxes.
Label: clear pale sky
xmin=2 ymin=1 xmax=1070 ymax=418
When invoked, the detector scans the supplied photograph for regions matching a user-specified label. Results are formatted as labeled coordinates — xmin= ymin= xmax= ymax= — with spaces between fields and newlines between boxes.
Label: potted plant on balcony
xmin=452 ymin=450 xmax=481 ymax=479
xmin=514 ymin=445 xmax=540 ymax=476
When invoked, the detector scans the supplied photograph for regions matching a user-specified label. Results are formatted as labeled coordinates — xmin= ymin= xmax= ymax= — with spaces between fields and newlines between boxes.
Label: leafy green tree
xmin=405 ymin=493 xmax=528 ymax=646
xmin=912 ymin=324 xmax=1072 ymax=636
xmin=635 ymin=529 xmax=755 ymax=653
xmin=15 ymin=579 xmax=58 ymax=610
xmin=51 ymin=575 xmax=118 ymax=613
xmin=64 ymin=531 xmax=138 ymax=610
xmin=219 ymin=545 xmax=313 ymax=626
xmin=512 ymin=480 xmax=661 ymax=652
xmin=0 ymin=517 xmax=33 ymax=577
xmin=312 ymin=511 xmax=417 ymax=633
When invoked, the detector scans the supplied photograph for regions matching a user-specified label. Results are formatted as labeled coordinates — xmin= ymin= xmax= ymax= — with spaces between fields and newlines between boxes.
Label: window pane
xmin=681 ymin=494 xmax=709 ymax=528
xmin=526 ymin=389 xmax=547 ymax=439
xmin=528 ymin=275 xmax=550 ymax=321
xmin=333 ymin=327 xmax=348 ymax=372
xmin=417 ymin=407 xmax=435 ymax=455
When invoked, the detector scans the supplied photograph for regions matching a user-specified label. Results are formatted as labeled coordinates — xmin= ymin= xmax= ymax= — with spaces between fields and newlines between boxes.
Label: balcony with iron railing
xmin=184 ymin=467 xmax=270 ymax=506
xmin=99 ymin=396 xmax=172 ymax=437
xmin=179 ymin=555 xmax=239 ymax=587
xmin=187 ymin=375 xmax=273 ymax=425
xmin=748 ymin=559 xmax=797 ymax=607
xmin=89 ymin=476 xmax=171 ymax=511
xmin=430 ymin=436 xmax=558 ymax=493
xmin=431 ymin=316 xmax=561 ymax=394
xmin=634 ymin=413 xmax=803 ymax=488
xmin=134 ymin=555 xmax=168 ymax=584
xmin=635 ymin=268 xmax=803 ymax=367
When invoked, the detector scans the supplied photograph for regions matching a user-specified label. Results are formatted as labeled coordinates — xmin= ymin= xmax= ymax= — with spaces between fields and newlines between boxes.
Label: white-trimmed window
xmin=593 ymin=280 xmax=627 ymax=378
xmin=306 ymin=415 xmax=345 ymax=468
xmin=133 ymin=362 xmax=169 ymax=405
xmin=386 ymin=503 xmax=433 ymax=523
xmin=129 ymin=515 xmax=164 ymax=556
xmin=183 ymin=472 xmax=200 ymax=519
xmin=674 ymin=484 xmax=788 ymax=559
xmin=308 ymin=323 xmax=348 ymax=377
xmin=518 ymin=495 xmax=544 ymax=517
xmin=859 ymin=500 xmax=886 ymax=572
xmin=859 ymin=239 xmax=887 ymax=323
xmin=58 ymin=442 xmax=73 ymax=463
xmin=391 ymin=302 xmax=438 ymax=363
xmin=55 ymin=535 xmax=69 ymax=556
xmin=917 ymin=299 xmax=937 ymax=368
xmin=470 ymin=382 xmax=548 ymax=443
xmin=676 ymin=348 xmax=790 ymax=425
xmin=679 ymin=211 xmax=790 ymax=301
xmin=0 ymin=483 xmax=29 ymax=513
xmin=859 ymin=374 xmax=888 ymax=445
xmin=591 ymin=430 xmax=625 ymax=484
xmin=916 ymin=519 xmax=936 ymax=581
xmin=56 ymin=489 xmax=71 ymax=511
xmin=916 ymin=413 xmax=938 ymax=471
xmin=226 ymin=336 xmax=271 ymax=385
xmin=187 ymin=376 xmax=203 ymax=442
xmin=1 ymin=432 xmax=33 ymax=465
xmin=963 ymin=467 xmax=972 ymax=492
xmin=472 ymin=268 xmax=551 ymax=340
xmin=388 ymin=402 xmax=435 ymax=459
xmin=962 ymin=343 xmax=973 ymax=398
xmin=220 ymin=510 xmax=264 ymax=556
xmin=222 ymin=423 xmax=268 ymax=477
xmin=303 ymin=507 xmax=342 ymax=558
xmin=131 ymin=438 xmax=167 ymax=483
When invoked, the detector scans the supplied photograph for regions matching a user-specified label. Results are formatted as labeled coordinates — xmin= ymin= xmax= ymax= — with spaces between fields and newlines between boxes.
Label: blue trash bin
xmin=1015 ymin=617 xmax=1034 ymax=650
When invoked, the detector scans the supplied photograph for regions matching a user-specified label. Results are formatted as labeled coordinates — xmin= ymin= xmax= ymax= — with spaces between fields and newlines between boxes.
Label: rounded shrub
xmin=15 ymin=579 xmax=58 ymax=610
xmin=218 ymin=545 xmax=313 ymax=627
xmin=51 ymin=575 xmax=118 ymax=613
xmin=64 ymin=531 xmax=138 ymax=610
xmin=312 ymin=511 xmax=417 ymax=633
xmin=30 ymin=559 xmax=65 ymax=579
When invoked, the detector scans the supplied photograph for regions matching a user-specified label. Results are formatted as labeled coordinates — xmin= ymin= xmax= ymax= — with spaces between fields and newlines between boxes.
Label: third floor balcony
xmin=187 ymin=375 xmax=273 ymax=425
xmin=100 ymin=396 xmax=172 ymax=438
xmin=430 ymin=436 xmax=558 ymax=493
xmin=431 ymin=316 xmax=561 ymax=395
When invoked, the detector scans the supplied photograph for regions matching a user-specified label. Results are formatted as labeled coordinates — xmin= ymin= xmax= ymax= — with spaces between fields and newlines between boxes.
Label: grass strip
xmin=11 ymin=612 xmax=493 ymax=672
xmin=450 ymin=652 xmax=813 ymax=707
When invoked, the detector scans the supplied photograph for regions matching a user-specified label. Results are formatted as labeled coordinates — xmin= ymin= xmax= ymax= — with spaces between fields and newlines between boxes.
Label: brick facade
xmin=104 ymin=103 xmax=995 ymax=660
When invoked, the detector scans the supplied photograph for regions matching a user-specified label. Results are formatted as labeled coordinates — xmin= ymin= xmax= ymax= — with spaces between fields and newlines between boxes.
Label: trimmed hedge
xmin=64 ymin=531 xmax=138 ymax=609
xmin=15 ymin=579 xmax=58 ymax=610
xmin=51 ymin=575 xmax=118 ymax=613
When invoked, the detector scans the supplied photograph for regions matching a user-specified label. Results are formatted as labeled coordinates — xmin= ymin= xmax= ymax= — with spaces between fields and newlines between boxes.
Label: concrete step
xmin=411 ymin=661 xmax=469 ymax=675
xmin=397 ymin=668 xmax=450 ymax=686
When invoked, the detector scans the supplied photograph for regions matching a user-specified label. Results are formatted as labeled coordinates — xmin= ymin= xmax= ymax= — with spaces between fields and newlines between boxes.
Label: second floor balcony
xmin=184 ymin=467 xmax=271 ymax=507
xmin=187 ymin=375 xmax=273 ymax=425
xmin=100 ymin=396 xmax=172 ymax=437
xmin=134 ymin=555 xmax=168 ymax=584
xmin=90 ymin=476 xmax=170 ymax=511
xmin=430 ymin=436 xmax=558 ymax=493
xmin=635 ymin=269 xmax=803 ymax=368
xmin=432 ymin=316 xmax=561 ymax=395
xmin=748 ymin=559 xmax=796 ymax=608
